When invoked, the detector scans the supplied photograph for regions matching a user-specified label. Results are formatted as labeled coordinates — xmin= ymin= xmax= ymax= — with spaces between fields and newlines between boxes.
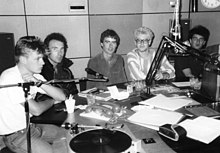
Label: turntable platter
xmin=69 ymin=129 xmax=132 ymax=153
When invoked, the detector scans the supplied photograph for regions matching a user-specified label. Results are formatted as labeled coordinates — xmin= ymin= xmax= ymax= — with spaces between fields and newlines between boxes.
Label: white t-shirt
xmin=0 ymin=66 xmax=46 ymax=135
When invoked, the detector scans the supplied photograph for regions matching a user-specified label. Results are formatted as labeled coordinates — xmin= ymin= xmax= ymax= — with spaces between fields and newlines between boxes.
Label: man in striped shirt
xmin=127 ymin=26 xmax=175 ymax=81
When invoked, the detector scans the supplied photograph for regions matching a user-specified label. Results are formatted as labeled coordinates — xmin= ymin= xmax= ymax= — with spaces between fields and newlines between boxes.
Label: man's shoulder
xmin=91 ymin=53 xmax=102 ymax=59
xmin=149 ymin=48 xmax=156 ymax=54
xmin=0 ymin=66 xmax=21 ymax=84
xmin=1 ymin=66 xmax=18 ymax=78
xmin=62 ymin=58 xmax=73 ymax=68
xmin=88 ymin=53 xmax=102 ymax=63
xmin=127 ymin=49 xmax=138 ymax=57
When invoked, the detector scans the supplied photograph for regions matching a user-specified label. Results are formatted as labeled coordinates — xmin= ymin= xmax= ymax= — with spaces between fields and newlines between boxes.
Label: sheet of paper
xmin=127 ymin=107 xmax=184 ymax=131
xmin=139 ymin=94 xmax=192 ymax=111
xmin=107 ymin=86 xmax=129 ymax=100
xmin=179 ymin=116 xmax=220 ymax=144
xmin=172 ymin=82 xmax=190 ymax=87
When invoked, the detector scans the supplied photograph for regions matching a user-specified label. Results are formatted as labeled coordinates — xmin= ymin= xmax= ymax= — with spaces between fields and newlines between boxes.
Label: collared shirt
xmin=87 ymin=53 xmax=127 ymax=89
xmin=0 ymin=66 xmax=46 ymax=135
xmin=127 ymin=48 xmax=175 ymax=80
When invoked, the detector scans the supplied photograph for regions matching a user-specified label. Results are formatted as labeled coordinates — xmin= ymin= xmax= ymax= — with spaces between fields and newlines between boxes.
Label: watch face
xmin=201 ymin=0 xmax=220 ymax=8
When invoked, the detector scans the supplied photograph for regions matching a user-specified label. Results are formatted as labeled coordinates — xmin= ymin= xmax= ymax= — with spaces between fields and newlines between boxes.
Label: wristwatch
xmin=201 ymin=0 xmax=220 ymax=8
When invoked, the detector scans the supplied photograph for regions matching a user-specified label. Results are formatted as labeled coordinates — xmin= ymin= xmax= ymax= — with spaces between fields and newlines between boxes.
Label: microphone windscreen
xmin=192 ymin=0 xmax=198 ymax=12
xmin=85 ymin=68 xmax=97 ymax=75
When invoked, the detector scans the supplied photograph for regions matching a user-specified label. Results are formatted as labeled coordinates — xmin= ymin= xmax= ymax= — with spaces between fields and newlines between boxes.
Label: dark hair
xmin=188 ymin=25 xmax=210 ymax=42
xmin=15 ymin=36 xmax=45 ymax=63
xmin=100 ymin=29 xmax=120 ymax=47
xmin=44 ymin=32 xmax=68 ymax=52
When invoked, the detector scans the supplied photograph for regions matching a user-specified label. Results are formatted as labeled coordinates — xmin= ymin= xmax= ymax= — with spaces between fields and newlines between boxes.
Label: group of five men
xmin=0 ymin=24 xmax=210 ymax=152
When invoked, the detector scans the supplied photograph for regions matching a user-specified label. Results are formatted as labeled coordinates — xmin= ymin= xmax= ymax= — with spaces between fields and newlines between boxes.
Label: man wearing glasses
xmin=127 ymin=26 xmax=175 ymax=81
xmin=177 ymin=25 xmax=210 ymax=81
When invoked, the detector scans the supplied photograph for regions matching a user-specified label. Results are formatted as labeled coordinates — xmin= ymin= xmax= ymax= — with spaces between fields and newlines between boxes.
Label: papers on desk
xmin=107 ymin=86 xmax=129 ymax=100
xmin=127 ymin=107 xmax=184 ymax=131
xmin=179 ymin=116 xmax=220 ymax=144
xmin=139 ymin=94 xmax=192 ymax=111
xmin=172 ymin=81 xmax=190 ymax=87
xmin=78 ymin=86 xmax=129 ymax=101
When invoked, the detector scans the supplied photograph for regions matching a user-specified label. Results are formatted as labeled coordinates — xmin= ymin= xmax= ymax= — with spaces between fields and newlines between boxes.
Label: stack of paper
xmin=179 ymin=116 xmax=220 ymax=144
xmin=139 ymin=94 xmax=192 ymax=111
xmin=127 ymin=107 xmax=184 ymax=131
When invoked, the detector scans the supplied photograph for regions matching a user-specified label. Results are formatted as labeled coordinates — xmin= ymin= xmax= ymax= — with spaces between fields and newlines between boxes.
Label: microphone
xmin=85 ymin=68 xmax=109 ymax=81
xmin=192 ymin=0 xmax=198 ymax=12
xmin=46 ymin=79 xmax=79 ymax=84
xmin=61 ymin=122 xmax=74 ymax=129
xmin=18 ymin=81 xmax=44 ymax=87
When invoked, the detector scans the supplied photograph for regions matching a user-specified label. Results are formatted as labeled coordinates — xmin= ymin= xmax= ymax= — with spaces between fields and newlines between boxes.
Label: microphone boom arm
xmin=145 ymin=36 xmax=220 ymax=86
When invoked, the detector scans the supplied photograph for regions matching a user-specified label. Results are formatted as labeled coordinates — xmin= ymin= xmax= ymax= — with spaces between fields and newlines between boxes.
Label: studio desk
xmin=31 ymin=82 xmax=220 ymax=153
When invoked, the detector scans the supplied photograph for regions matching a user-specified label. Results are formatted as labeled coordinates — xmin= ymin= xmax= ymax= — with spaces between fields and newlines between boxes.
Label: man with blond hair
xmin=127 ymin=26 xmax=175 ymax=81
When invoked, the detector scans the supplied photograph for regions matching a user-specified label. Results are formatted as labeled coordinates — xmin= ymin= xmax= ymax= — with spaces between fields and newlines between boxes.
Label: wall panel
xmin=27 ymin=16 xmax=90 ymax=58
xmin=25 ymin=0 xmax=88 ymax=15
xmin=142 ymin=13 xmax=189 ymax=48
xmin=89 ymin=15 xmax=142 ymax=57
xmin=69 ymin=58 xmax=89 ymax=78
xmin=0 ymin=17 xmax=27 ymax=42
xmin=190 ymin=12 xmax=220 ymax=46
xmin=143 ymin=0 xmax=190 ymax=13
xmin=0 ymin=0 xmax=24 ymax=15
xmin=89 ymin=0 xmax=143 ymax=14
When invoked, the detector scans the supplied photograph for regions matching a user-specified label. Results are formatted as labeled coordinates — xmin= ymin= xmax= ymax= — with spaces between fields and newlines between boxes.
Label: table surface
xmin=31 ymin=83 xmax=220 ymax=153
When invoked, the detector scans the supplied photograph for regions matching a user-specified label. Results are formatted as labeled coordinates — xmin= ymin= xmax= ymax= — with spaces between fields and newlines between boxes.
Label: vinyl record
xmin=69 ymin=129 xmax=132 ymax=153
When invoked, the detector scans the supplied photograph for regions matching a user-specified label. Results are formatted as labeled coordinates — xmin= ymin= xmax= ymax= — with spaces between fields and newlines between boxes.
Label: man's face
xmin=101 ymin=37 xmax=117 ymax=55
xmin=135 ymin=34 xmax=151 ymax=52
xmin=47 ymin=39 xmax=65 ymax=65
xmin=24 ymin=49 xmax=45 ymax=74
xmin=190 ymin=34 xmax=206 ymax=50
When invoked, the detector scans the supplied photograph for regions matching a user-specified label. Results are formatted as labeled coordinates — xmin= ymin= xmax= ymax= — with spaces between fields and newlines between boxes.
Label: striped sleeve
xmin=127 ymin=51 xmax=146 ymax=80
xmin=160 ymin=56 xmax=175 ymax=79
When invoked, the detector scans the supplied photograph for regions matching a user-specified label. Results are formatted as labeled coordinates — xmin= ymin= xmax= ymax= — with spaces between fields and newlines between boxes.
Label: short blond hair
xmin=134 ymin=26 xmax=155 ymax=40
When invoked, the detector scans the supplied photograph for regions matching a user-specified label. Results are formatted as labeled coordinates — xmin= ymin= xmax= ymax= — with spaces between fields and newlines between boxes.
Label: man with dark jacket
xmin=41 ymin=33 xmax=78 ymax=97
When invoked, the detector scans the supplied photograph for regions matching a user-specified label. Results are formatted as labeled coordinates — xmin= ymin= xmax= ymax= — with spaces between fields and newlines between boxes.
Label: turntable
xmin=69 ymin=129 xmax=132 ymax=153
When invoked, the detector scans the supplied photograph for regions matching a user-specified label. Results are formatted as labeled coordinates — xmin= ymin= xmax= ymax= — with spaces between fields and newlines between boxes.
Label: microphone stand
xmin=22 ymin=83 xmax=32 ymax=153
xmin=46 ymin=77 xmax=109 ymax=85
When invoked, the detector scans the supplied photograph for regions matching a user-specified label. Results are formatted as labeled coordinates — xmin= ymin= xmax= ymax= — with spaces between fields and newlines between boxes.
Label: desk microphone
xmin=85 ymin=68 xmax=109 ymax=81
xmin=61 ymin=122 xmax=73 ymax=129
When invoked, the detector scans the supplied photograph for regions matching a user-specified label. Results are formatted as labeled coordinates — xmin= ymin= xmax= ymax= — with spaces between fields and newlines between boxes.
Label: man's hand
xmin=155 ymin=71 xmax=170 ymax=80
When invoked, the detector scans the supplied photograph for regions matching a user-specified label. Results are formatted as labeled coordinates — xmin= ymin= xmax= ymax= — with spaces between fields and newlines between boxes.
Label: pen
xmin=183 ymin=113 xmax=194 ymax=117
